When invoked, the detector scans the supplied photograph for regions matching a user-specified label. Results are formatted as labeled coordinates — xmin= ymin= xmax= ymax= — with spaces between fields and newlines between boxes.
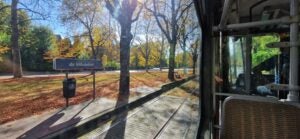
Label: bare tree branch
xmin=0 ymin=5 xmax=10 ymax=12
xmin=132 ymin=3 xmax=143 ymax=22
xmin=18 ymin=2 xmax=49 ymax=19
xmin=145 ymin=0 xmax=171 ymax=42
xmin=176 ymin=2 xmax=193 ymax=22
xmin=105 ymin=0 xmax=121 ymax=21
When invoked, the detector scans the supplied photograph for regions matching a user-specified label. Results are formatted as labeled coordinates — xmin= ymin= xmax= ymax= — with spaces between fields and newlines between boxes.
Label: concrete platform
xmin=79 ymin=95 xmax=199 ymax=139
xmin=0 ymin=94 xmax=148 ymax=139
xmin=0 ymin=77 xmax=197 ymax=139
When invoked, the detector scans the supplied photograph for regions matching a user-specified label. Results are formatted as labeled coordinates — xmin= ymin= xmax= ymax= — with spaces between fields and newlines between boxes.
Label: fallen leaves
xmin=0 ymin=72 xmax=169 ymax=124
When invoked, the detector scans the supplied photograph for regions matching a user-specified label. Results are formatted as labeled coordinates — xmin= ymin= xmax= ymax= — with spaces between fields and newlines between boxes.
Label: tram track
xmin=80 ymin=95 xmax=190 ymax=139
xmin=153 ymin=98 xmax=187 ymax=139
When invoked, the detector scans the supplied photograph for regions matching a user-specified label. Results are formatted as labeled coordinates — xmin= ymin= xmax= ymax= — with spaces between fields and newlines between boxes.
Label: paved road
xmin=0 ymin=68 xmax=191 ymax=79
xmin=0 ymin=70 xmax=149 ymax=79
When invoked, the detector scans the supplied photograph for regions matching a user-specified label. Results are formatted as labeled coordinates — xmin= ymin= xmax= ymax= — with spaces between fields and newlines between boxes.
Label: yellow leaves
xmin=92 ymin=26 xmax=119 ymax=61
xmin=0 ymin=46 xmax=9 ymax=53
xmin=102 ymin=54 xmax=108 ymax=66
xmin=130 ymin=42 xmax=162 ymax=67
xmin=0 ymin=46 xmax=9 ymax=62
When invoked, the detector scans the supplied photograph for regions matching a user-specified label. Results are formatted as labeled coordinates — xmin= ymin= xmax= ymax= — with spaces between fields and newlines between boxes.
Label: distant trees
xmin=157 ymin=34 xmax=168 ymax=71
xmin=136 ymin=13 xmax=155 ymax=72
xmin=44 ymin=35 xmax=89 ymax=61
xmin=145 ymin=0 xmax=194 ymax=80
xmin=190 ymin=39 xmax=200 ymax=74
xmin=178 ymin=7 xmax=199 ymax=74
xmin=252 ymin=35 xmax=279 ymax=67
xmin=131 ymin=41 xmax=161 ymax=69
xmin=0 ymin=1 xmax=10 ymax=62
xmin=21 ymin=26 xmax=54 ymax=71
xmin=175 ymin=52 xmax=192 ymax=68
xmin=61 ymin=0 xmax=106 ymax=60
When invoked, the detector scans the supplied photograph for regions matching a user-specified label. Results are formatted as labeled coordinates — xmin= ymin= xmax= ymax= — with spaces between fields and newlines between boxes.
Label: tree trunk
xmin=11 ymin=0 xmax=22 ymax=78
xmin=145 ymin=56 xmax=149 ymax=72
xmin=119 ymin=23 xmax=132 ymax=95
xmin=192 ymin=54 xmax=197 ymax=75
xmin=135 ymin=52 xmax=139 ymax=69
xmin=159 ymin=37 xmax=165 ymax=71
xmin=159 ymin=51 xmax=163 ymax=71
xmin=88 ymin=30 xmax=96 ymax=59
xmin=168 ymin=0 xmax=176 ymax=81
xmin=168 ymin=42 xmax=175 ymax=81
xmin=182 ymin=45 xmax=187 ymax=74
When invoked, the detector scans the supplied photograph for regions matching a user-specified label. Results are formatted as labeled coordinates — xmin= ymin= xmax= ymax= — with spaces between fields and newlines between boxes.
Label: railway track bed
xmin=79 ymin=91 xmax=199 ymax=139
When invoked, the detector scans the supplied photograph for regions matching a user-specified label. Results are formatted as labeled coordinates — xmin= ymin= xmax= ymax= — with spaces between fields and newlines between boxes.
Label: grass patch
xmin=164 ymin=79 xmax=199 ymax=100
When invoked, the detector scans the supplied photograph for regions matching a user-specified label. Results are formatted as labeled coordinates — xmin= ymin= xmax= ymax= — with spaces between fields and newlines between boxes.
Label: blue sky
xmin=29 ymin=1 xmax=68 ymax=36
xmin=32 ymin=12 xmax=68 ymax=36
xmin=3 ymin=0 xmax=68 ymax=36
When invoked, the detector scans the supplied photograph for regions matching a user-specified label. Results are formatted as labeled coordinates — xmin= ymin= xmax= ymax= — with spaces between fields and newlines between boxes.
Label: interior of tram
xmin=194 ymin=0 xmax=300 ymax=138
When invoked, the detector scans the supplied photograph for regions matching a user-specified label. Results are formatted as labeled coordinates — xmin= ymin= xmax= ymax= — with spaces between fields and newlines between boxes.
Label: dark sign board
xmin=53 ymin=58 xmax=101 ymax=71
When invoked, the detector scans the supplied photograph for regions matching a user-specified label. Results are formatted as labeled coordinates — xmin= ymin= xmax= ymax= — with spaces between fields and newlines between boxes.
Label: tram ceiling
xmin=214 ymin=0 xmax=299 ymax=34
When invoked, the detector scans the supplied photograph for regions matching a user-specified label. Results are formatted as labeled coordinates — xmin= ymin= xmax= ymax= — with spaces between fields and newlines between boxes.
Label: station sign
xmin=53 ymin=58 xmax=101 ymax=71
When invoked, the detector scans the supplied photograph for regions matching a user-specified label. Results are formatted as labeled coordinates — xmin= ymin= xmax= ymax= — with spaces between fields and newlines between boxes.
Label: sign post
xmin=53 ymin=58 xmax=102 ymax=107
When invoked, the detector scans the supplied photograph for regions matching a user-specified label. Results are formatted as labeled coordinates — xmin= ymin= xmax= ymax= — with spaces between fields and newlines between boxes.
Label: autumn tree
xmin=136 ymin=12 xmax=155 ymax=71
xmin=145 ymin=0 xmax=193 ymax=80
xmin=43 ymin=35 xmax=60 ymax=61
xmin=130 ymin=46 xmax=142 ymax=69
xmin=92 ymin=26 xmax=117 ymax=60
xmin=69 ymin=36 xmax=86 ymax=58
xmin=0 ymin=1 xmax=10 ymax=62
xmin=190 ymin=39 xmax=200 ymax=74
xmin=178 ymin=8 xmax=198 ymax=74
xmin=61 ymin=0 xmax=102 ymax=60
xmin=175 ymin=52 xmax=192 ymax=68
xmin=157 ymin=33 xmax=167 ymax=71
xmin=44 ymin=35 xmax=89 ymax=62
xmin=21 ymin=26 xmax=55 ymax=71
xmin=10 ymin=0 xmax=54 ymax=78
xmin=105 ymin=0 xmax=143 ymax=95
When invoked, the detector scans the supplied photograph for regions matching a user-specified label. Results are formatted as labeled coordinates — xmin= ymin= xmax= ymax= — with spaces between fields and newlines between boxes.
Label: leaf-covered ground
xmin=0 ymin=71 xmax=187 ymax=124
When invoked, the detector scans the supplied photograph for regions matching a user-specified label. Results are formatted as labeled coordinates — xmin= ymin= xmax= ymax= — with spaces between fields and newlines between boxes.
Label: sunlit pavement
xmin=79 ymin=80 xmax=199 ymax=139
xmin=0 ymin=83 xmax=161 ymax=139
xmin=0 ymin=94 xmax=149 ymax=139
xmin=80 ymin=94 xmax=199 ymax=139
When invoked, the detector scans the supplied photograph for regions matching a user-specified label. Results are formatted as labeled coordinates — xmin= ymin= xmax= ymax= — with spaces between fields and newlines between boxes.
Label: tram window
xmin=228 ymin=35 xmax=280 ymax=96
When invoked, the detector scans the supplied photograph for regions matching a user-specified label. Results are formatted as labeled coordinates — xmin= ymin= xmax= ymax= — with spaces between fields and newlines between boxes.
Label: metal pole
xmin=288 ymin=0 xmax=299 ymax=102
xmin=65 ymin=72 xmax=69 ymax=107
xmin=245 ymin=36 xmax=252 ymax=94
xmin=93 ymin=70 xmax=96 ymax=100
xmin=214 ymin=16 xmax=298 ymax=31
xmin=277 ymin=54 xmax=280 ymax=98
xmin=219 ymin=0 xmax=234 ymax=29
xmin=66 ymin=98 xmax=69 ymax=107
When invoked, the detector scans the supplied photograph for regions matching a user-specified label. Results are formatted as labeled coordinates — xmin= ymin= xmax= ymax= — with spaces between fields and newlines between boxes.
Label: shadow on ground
xmin=17 ymin=101 xmax=94 ymax=139
xmin=103 ymin=93 xmax=129 ymax=139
